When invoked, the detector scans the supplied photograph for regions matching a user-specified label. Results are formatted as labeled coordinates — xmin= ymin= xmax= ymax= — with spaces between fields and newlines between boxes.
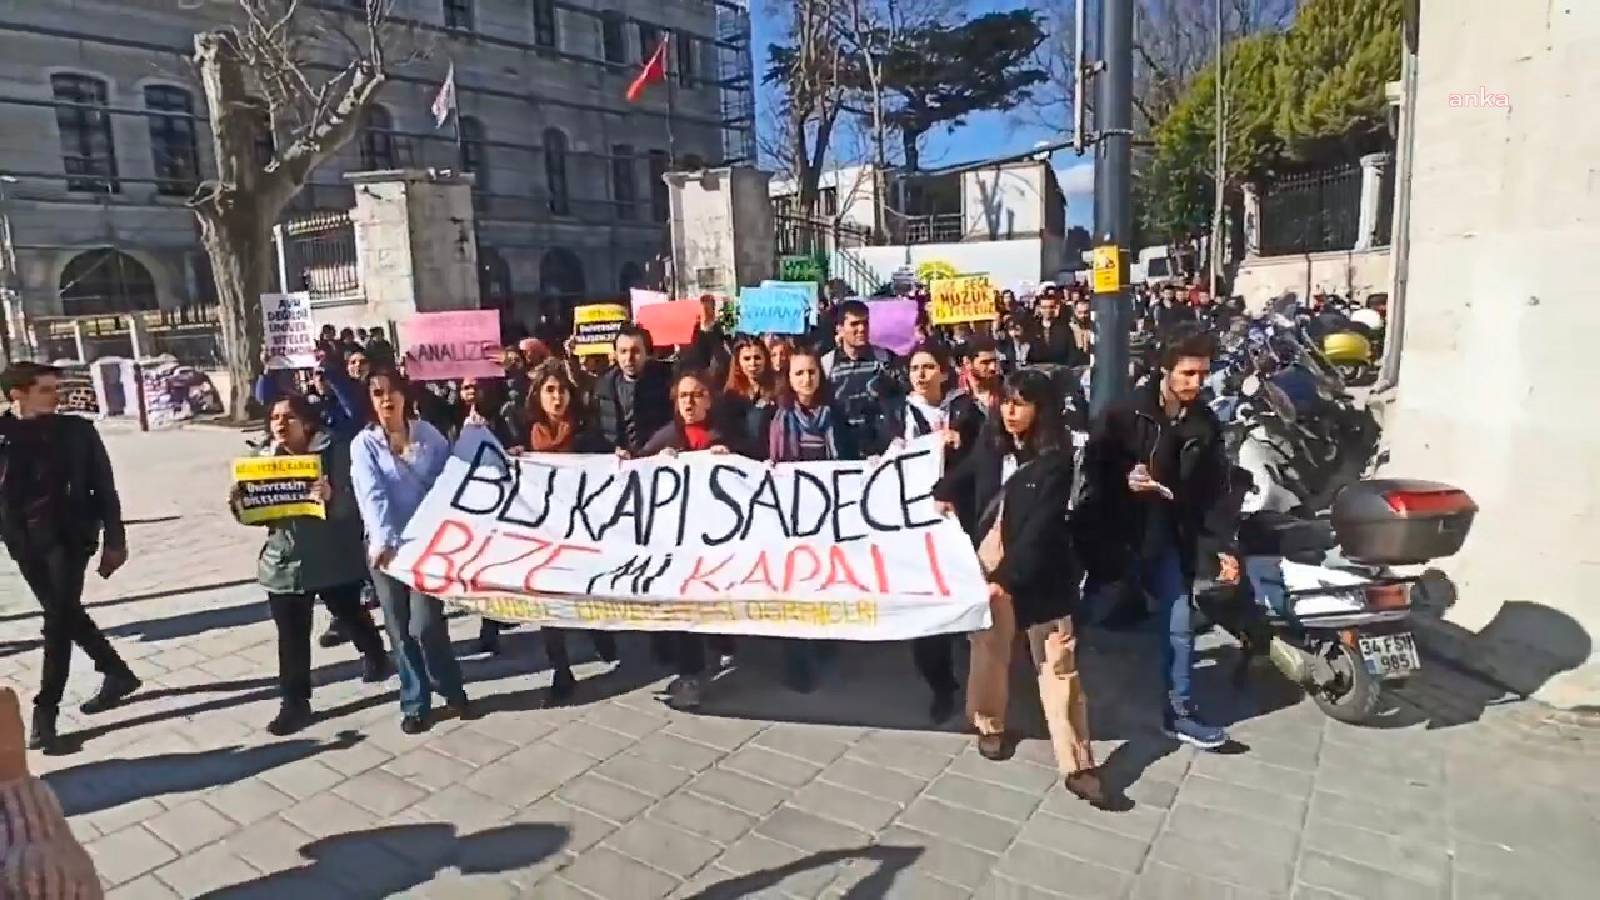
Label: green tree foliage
xmin=1272 ymin=0 xmax=1403 ymax=160
xmin=842 ymin=10 xmax=1048 ymax=171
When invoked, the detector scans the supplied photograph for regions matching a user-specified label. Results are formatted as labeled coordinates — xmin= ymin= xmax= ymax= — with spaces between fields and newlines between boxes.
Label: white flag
xmin=431 ymin=62 xmax=457 ymax=129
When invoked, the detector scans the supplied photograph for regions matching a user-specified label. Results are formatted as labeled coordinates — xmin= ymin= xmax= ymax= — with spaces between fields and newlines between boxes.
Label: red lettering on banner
xmin=523 ymin=542 xmax=602 ymax=593
xmin=410 ymin=519 xmax=476 ymax=594
xmin=923 ymin=532 xmax=952 ymax=596
xmin=782 ymin=545 xmax=822 ymax=592
xmin=679 ymin=554 xmax=735 ymax=595
xmin=820 ymin=545 xmax=870 ymax=593
xmin=867 ymin=543 xmax=901 ymax=594
xmin=454 ymin=527 xmax=500 ymax=592
xmin=735 ymin=551 xmax=779 ymax=592
xmin=466 ymin=533 xmax=551 ymax=593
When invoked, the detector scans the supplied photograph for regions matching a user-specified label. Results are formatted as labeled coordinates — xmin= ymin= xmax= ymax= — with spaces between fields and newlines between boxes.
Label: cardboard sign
xmin=573 ymin=304 xmax=628 ymax=357
xmin=387 ymin=429 xmax=990 ymax=640
xmin=928 ymin=275 xmax=996 ymax=325
xmin=737 ymin=286 xmax=810 ymax=335
xmin=866 ymin=298 xmax=920 ymax=356
xmin=232 ymin=455 xmax=324 ymax=525
xmin=261 ymin=292 xmax=317 ymax=370
xmin=634 ymin=299 xmax=700 ymax=348
xmin=401 ymin=311 xmax=502 ymax=381
xmin=629 ymin=288 xmax=669 ymax=311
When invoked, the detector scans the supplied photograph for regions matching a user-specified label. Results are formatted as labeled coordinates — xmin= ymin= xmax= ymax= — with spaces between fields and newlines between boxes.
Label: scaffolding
xmin=714 ymin=0 xmax=757 ymax=165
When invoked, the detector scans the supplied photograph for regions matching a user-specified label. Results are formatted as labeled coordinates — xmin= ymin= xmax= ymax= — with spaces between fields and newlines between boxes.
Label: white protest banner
xmin=261 ymin=292 xmax=317 ymax=370
xmin=385 ymin=430 xmax=991 ymax=640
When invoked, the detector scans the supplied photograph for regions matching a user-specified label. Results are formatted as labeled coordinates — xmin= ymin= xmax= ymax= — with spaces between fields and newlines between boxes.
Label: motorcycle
xmin=1322 ymin=331 xmax=1377 ymax=387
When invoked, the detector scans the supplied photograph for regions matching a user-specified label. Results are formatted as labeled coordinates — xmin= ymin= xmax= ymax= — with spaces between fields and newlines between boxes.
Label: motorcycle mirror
xmin=1241 ymin=374 xmax=1261 ymax=397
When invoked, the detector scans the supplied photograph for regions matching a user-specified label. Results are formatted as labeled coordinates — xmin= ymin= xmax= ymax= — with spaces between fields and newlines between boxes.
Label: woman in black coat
xmin=933 ymin=369 xmax=1110 ymax=809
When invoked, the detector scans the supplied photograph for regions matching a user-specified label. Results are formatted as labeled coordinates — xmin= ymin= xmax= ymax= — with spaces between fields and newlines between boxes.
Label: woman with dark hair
xmin=763 ymin=335 xmax=793 ymax=386
xmin=350 ymin=370 xmax=472 ymax=735
xmin=880 ymin=341 xmax=983 ymax=723
xmin=933 ymin=369 xmax=1109 ymax=808
xmin=229 ymin=395 xmax=389 ymax=735
xmin=721 ymin=336 xmax=777 ymax=453
xmin=642 ymin=368 xmax=737 ymax=710
xmin=519 ymin=359 xmax=620 ymax=704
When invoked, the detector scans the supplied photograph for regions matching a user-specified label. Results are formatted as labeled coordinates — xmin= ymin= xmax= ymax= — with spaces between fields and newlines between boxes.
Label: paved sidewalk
xmin=3 ymin=425 xmax=1598 ymax=899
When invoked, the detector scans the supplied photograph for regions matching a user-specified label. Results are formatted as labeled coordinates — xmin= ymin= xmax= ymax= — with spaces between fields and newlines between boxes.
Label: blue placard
xmin=738 ymin=286 xmax=810 ymax=335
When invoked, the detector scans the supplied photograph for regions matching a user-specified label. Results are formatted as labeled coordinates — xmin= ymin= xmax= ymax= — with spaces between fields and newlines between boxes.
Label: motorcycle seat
xmin=1238 ymin=513 xmax=1336 ymax=561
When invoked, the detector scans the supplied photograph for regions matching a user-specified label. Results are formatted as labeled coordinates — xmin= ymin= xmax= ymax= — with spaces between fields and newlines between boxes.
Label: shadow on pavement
xmin=44 ymin=730 xmax=366 ymax=815
xmin=683 ymin=845 xmax=923 ymax=899
xmin=106 ymin=597 xmax=270 ymax=643
xmin=0 ymin=578 xmax=258 ymax=625
xmin=196 ymin=822 xmax=569 ymax=899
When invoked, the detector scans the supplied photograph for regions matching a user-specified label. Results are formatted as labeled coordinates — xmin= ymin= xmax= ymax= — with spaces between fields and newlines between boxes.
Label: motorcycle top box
xmin=1331 ymin=479 xmax=1477 ymax=565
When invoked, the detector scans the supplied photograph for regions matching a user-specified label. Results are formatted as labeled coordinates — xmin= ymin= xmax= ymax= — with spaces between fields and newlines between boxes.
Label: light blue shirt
xmin=349 ymin=419 xmax=450 ymax=559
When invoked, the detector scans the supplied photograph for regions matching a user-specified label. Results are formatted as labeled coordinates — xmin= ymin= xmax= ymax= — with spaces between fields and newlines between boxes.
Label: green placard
xmin=779 ymin=254 xmax=827 ymax=283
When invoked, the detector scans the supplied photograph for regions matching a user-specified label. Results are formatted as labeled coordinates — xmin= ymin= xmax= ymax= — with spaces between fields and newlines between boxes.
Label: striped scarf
xmin=769 ymin=402 xmax=838 ymax=462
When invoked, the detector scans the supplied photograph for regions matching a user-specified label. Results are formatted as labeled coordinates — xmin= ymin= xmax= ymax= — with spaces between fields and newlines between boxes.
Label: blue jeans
xmin=1138 ymin=539 xmax=1194 ymax=715
xmin=370 ymin=570 xmax=466 ymax=717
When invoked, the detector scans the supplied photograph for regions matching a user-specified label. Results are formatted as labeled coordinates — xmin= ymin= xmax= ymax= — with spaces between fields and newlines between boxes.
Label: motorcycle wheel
xmin=1309 ymin=640 xmax=1382 ymax=725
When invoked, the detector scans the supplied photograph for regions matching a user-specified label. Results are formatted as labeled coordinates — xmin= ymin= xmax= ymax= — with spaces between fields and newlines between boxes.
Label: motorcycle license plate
xmin=1358 ymin=632 xmax=1420 ymax=678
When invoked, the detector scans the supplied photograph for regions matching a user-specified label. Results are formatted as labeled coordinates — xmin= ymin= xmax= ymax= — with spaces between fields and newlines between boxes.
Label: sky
xmin=749 ymin=0 xmax=1096 ymax=228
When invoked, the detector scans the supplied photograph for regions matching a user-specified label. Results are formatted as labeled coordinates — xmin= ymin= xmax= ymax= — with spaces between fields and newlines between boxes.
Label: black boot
xmin=27 ymin=705 xmax=58 ymax=752
xmin=362 ymin=653 xmax=392 ymax=684
xmin=80 ymin=672 xmax=141 ymax=715
xmin=318 ymin=620 xmax=349 ymax=648
xmin=267 ymin=700 xmax=314 ymax=736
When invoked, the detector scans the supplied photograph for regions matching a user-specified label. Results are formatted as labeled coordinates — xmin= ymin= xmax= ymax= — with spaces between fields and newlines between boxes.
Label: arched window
xmin=543 ymin=128 xmax=570 ymax=216
xmin=539 ymin=247 xmax=586 ymax=302
xmin=52 ymin=73 xmax=119 ymax=194
xmin=459 ymin=115 xmax=487 ymax=193
xmin=619 ymin=261 xmax=644 ymax=292
xmin=478 ymin=245 xmax=512 ymax=311
xmin=59 ymin=249 xmax=159 ymax=316
xmin=360 ymin=106 xmax=396 ymax=170
xmin=145 ymin=85 xmax=200 ymax=196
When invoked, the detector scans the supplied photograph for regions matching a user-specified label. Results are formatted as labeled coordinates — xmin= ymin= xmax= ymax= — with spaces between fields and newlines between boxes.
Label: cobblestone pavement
xmin=3 ymin=424 xmax=1597 ymax=899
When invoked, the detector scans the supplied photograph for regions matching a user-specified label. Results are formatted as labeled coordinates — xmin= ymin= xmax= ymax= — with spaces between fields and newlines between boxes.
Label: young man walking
xmin=0 ymin=362 xmax=140 ymax=751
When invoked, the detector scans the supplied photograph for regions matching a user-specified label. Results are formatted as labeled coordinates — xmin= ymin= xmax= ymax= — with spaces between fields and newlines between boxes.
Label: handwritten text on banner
xmin=386 ymin=431 xmax=990 ymax=640
xmin=929 ymin=275 xmax=996 ymax=325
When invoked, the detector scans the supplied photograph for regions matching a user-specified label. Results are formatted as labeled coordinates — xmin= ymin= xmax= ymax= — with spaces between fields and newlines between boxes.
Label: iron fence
xmin=1259 ymin=165 xmax=1364 ymax=256
xmin=281 ymin=210 xmax=361 ymax=301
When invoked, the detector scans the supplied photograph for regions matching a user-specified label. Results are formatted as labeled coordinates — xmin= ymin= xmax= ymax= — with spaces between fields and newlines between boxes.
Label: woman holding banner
xmin=229 ymin=396 xmax=389 ymax=736
xmin=450 ymin=376 xmax=520 ymax=657
xmin=765 ymin=348 xmax=858 ymax=694
xmin=520 ymin=359 xmax=620 ymax=706
xmin=644 ymin=368 xmax=739 ymax=711
xmin=720 ymin=337 xmax=778 ymax=457
xmin=933 ymin=369 xmax=1112 ymax=810
xmin=881 ymin=341 xmax=984 ymax=724
xmin=351 ymin=371 xmax=473 ymax=735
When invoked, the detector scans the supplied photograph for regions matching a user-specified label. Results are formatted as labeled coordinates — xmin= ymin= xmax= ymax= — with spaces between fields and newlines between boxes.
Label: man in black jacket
xmin=1077 ymin=325 xmax=1237 ymax=750
xmin=593 ymin=324 xmax=672 ymax=456
xmin=1032 ymin=291 xmax=1089 ymax=367
xmin=0 ymin=363 xmax=140 ymax=751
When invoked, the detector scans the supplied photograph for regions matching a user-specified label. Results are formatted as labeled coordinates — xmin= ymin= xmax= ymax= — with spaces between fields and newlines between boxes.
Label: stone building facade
xmin=0 ymin=0 xmax=748 ymax=348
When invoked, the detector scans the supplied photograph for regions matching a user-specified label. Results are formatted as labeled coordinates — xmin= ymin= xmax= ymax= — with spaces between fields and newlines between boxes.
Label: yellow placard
xmin=1092 ymin=245 xmax=1122 ymax=294
xmin=928 ymin=275 xmax=996 ymax=325
xmin=573 ymin=304 xmax=629 ymax=357
xmin=232 ymin=455 xmax=324 ymax=525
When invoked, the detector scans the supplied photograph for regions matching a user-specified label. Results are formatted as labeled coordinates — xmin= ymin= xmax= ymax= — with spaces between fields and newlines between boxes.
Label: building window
xmin=601 ymin=12 xmax=626 ymax=64
xmin=543 ymin=128 xmax=570 ymax=216
xmin=59 ymin=249 xmax=158 ymax=315
xmin=360 ymin=106 xmax=395 ymax=170
xmin=638 ymin=24 xmax=661 ymax=63
xmin=52 ymin=74 xmax=119 ymax=194
xmin=676 ymin=32 xmax=697 ymax=86
xmin=443 ymin=0 xmax=473 ymax=31
xmin=611 ymin=144 xmax=636 ymax=221
xmin=144 ymin=86 xmax=199 ymax=197
xmin=458 ymin=115 xmax=487 ymax=192
xmin=533 ymin=0 xmax=557 ymax=48
xmin=540 ymin=247 xmax=586 ymax=301
xmin=648 ymin=149 xmax=670 ymax=223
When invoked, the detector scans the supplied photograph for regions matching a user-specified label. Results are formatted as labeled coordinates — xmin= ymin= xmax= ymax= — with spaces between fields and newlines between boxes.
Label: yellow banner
xmin=573 ymin=304 xmax=629 ymax=357
xmin=232 ymin=455 xmax=325 ymax=525
xmin=929 ymin=276 xmax=996 ymax=325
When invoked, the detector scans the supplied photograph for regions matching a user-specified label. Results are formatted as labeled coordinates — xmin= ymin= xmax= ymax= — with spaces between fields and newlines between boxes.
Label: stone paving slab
xmin=3 ymin=426 xmax=1599 ymax=899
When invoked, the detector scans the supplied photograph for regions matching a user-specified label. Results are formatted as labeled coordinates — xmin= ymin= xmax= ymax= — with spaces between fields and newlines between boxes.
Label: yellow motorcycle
xmin=1322 ymin=331 xmax=1375 ymax=386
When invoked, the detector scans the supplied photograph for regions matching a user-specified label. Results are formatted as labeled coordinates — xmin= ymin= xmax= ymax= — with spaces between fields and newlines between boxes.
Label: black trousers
xmin=268 ymin=582 xmax=385 ymax=703
xmin=17 ymin=543 xmax=131 ymax=710
xmin=542 ymin=628 xmax=619 ymax=674
xmin=912 ymin=635 xmax=960 ymax=696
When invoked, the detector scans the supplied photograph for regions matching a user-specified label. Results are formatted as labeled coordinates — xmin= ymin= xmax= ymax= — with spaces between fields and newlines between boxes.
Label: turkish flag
xmin=626 ymin=37 xmax=669 ymax=103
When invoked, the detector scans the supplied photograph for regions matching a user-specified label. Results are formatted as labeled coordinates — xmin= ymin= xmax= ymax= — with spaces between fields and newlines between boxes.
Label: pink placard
xmin=634 ymin=299 xmax=701 ymax=348
xmin=401 ymin=311 xmax=503 ymax=381
xmin=867 ymin=298 xmax=920 ymax=356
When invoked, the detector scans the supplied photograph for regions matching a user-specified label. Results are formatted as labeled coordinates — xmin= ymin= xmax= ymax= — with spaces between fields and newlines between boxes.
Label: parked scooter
xmin=1322 ymin=331 xmax=1377 ymax=386
xmin=1199 ymin=476 xmax=1478 ymax=725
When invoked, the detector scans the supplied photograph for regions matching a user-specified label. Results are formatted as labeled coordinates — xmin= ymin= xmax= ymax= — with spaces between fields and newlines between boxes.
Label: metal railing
xmin=1259 ymin=165 xmax=1363 ymax=256
xmin=280 ymin=210 xmax=361 ymax=302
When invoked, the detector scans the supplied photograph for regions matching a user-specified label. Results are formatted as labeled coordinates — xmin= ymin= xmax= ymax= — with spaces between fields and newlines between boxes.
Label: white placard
xmin=261 ymin=292 xmax=317 ymax=370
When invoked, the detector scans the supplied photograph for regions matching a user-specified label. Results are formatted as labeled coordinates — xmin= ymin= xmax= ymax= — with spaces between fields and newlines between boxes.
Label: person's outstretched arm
xmin=0 ymin=688 xmax=104 ymax=898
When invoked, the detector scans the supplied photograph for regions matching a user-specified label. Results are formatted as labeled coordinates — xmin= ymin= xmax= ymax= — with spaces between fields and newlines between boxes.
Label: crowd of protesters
xmin=1 ymin=277 xmax=1259 ymax=816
